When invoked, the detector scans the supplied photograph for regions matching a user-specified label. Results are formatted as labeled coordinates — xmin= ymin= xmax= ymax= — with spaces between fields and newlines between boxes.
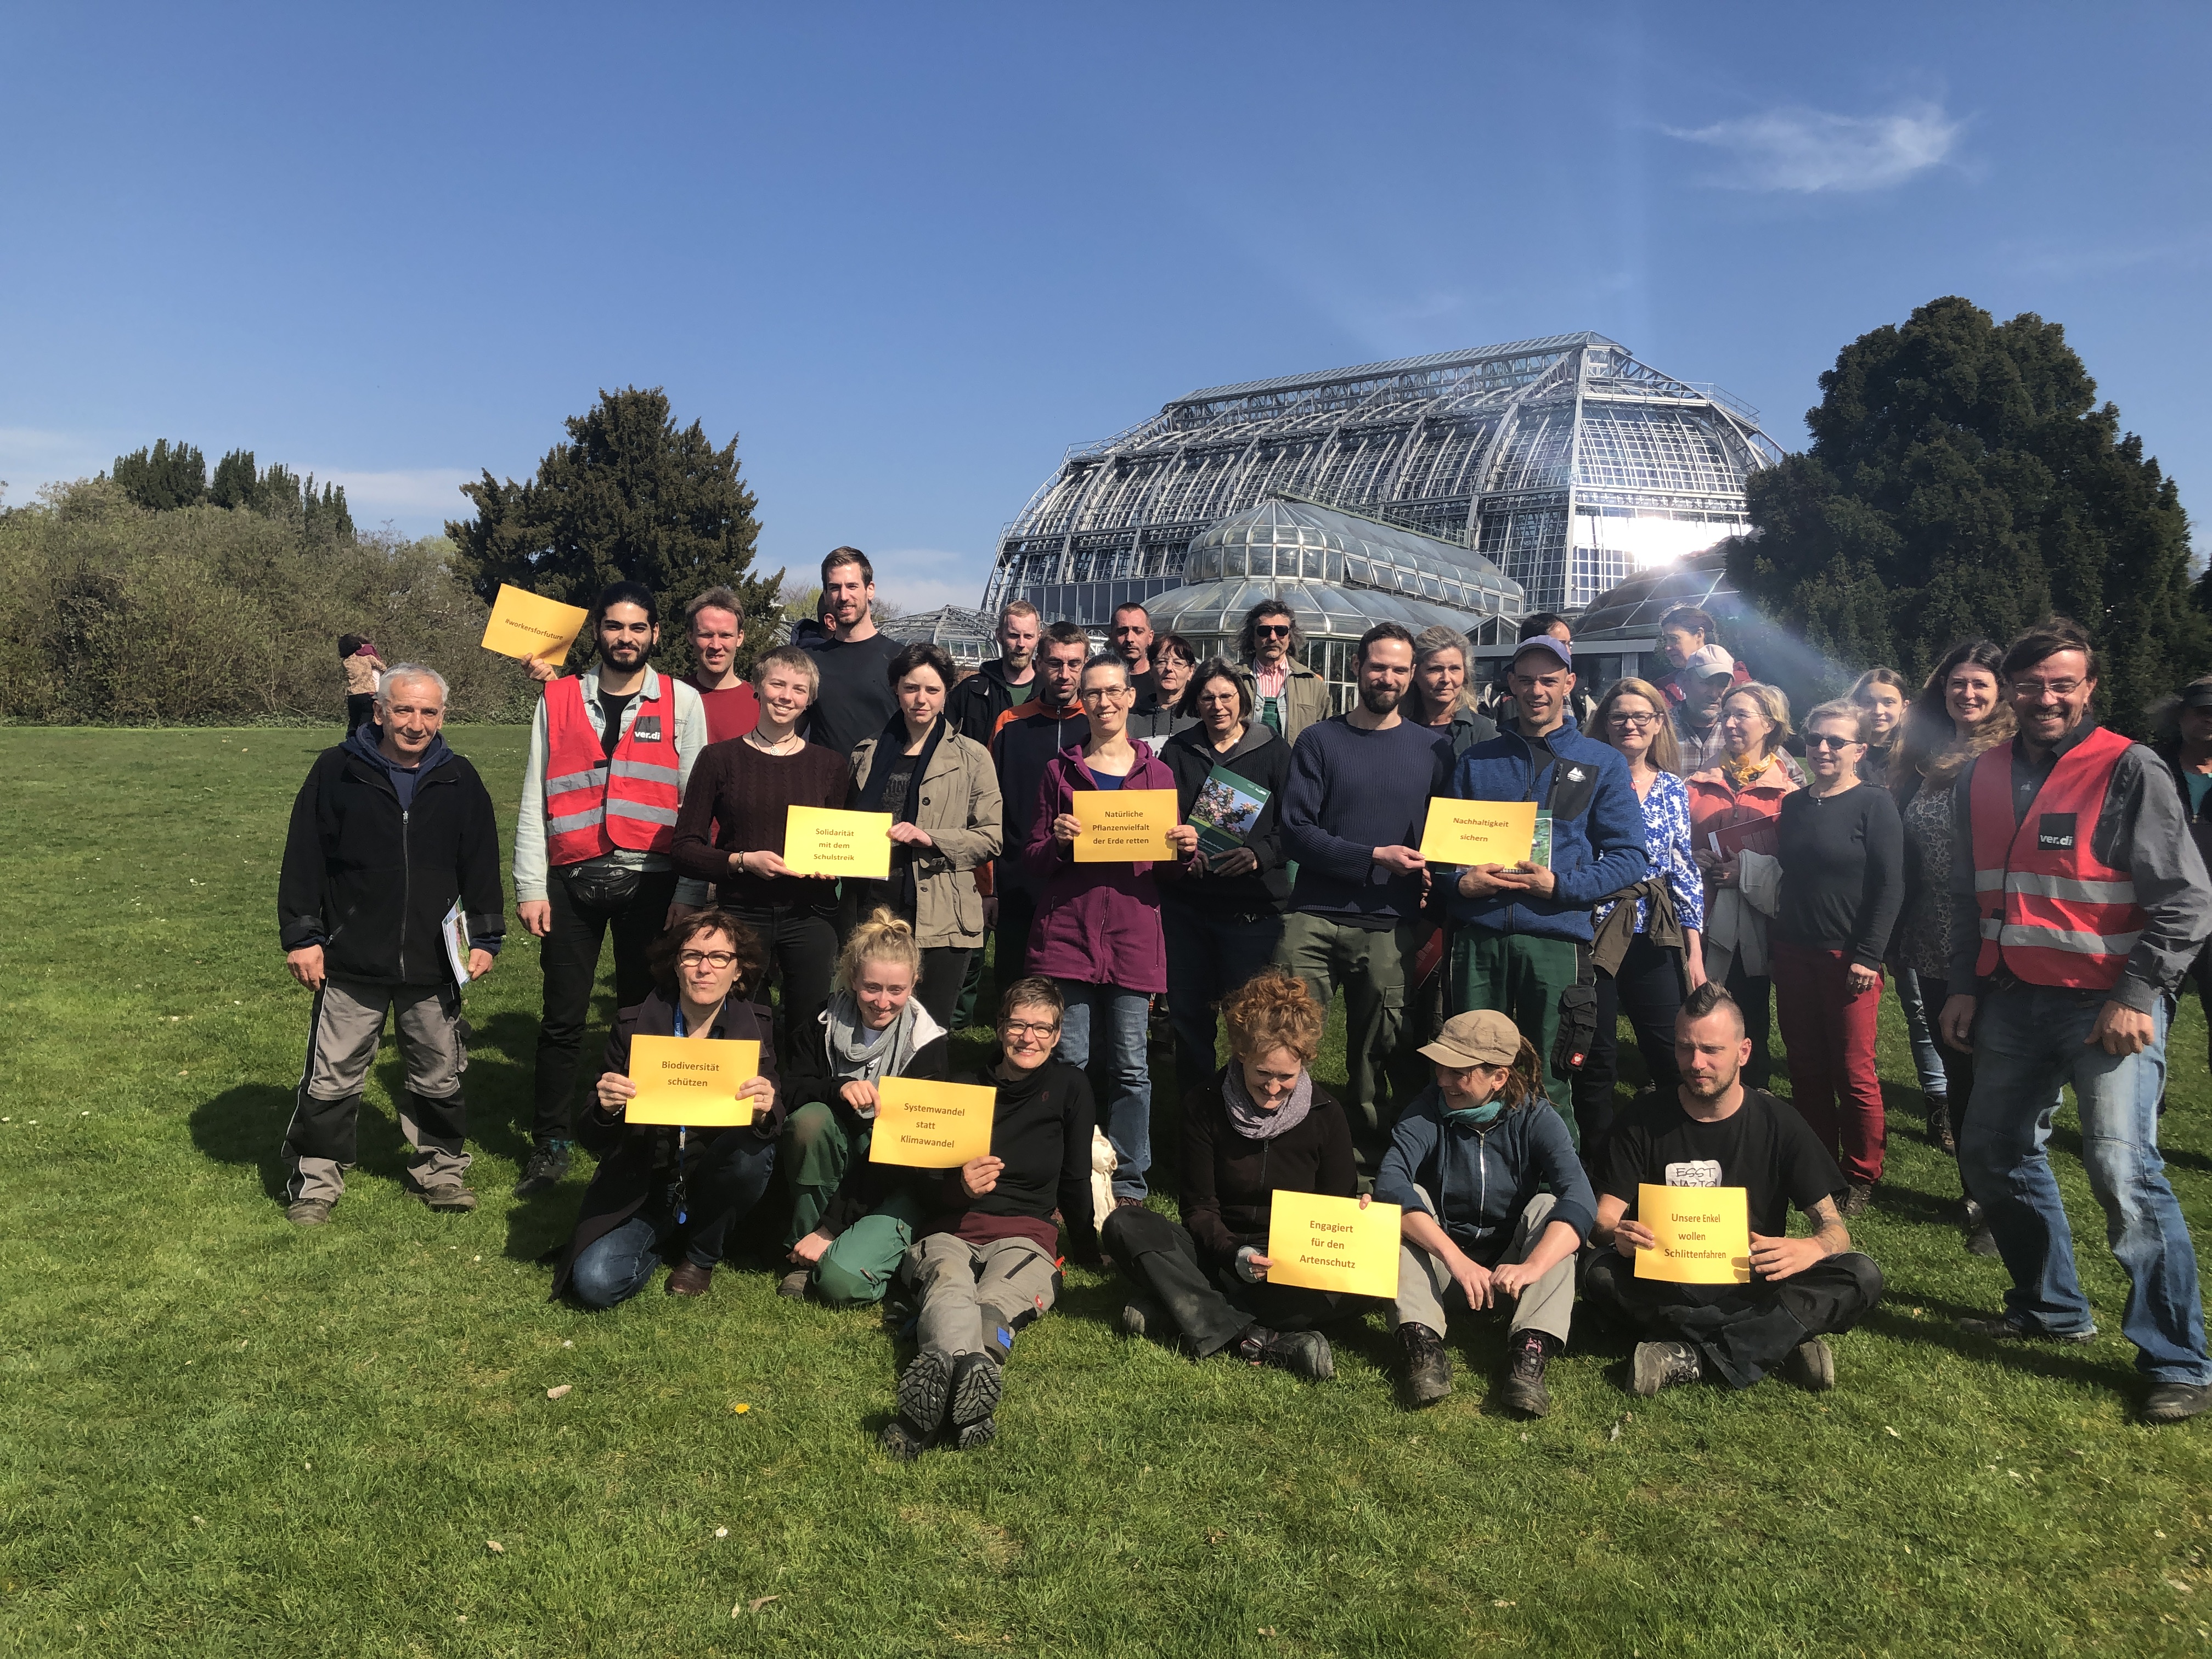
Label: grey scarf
xmin=822 ymin=989 xmax=944 ymax=1112
xmin=1222 ymin=1061 xmax=1314 ymax=1141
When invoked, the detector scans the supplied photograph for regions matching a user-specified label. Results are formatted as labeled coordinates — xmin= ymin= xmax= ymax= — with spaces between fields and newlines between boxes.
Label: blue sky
xmin=3 ymin=3 xmax=2206 ymax=611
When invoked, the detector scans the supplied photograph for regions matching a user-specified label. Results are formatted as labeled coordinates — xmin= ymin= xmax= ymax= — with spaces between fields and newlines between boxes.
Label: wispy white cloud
xmin=1666 ymin=102 xmax=1963 ymax=193
xmin=869 ymin=546 xmax=994 ymax=614
xmin=307 ymin=467 xmax=476 ymax=524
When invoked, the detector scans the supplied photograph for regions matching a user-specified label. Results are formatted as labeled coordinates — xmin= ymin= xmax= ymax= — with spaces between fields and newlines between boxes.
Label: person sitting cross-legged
xmin=550 ymin=911 xmax=782 ymax=1307
xmin=1582 ymin=981 xmax=1882 ymax=1396
xmin=1104 ymin=971 xmax=1381 ymax=1381
xmin=881 ymin=978 xmax=1102 ymax=1459
xmin=1378 ymin=1010 xmax=1595 ymax=1417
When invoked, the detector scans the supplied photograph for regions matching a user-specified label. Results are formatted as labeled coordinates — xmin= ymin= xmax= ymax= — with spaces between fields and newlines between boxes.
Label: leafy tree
xmin=110 ymin=441 xmax=207 ymax=511
xmin=1730 ymin=296 xmax=2204 ymax=730
xmin=447 ymin=387 xmax=780 ymax=671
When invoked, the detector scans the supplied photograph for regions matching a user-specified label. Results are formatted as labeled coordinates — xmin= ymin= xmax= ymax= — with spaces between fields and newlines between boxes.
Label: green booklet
xmin=1529 ymin=809 xmax=1553 ymax=871
xmin=1189 ymin=765 xmax=1269 ymax=857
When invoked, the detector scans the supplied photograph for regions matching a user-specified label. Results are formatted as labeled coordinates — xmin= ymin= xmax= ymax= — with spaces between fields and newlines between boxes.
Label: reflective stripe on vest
xmin=1968 ymin=725 xmax=2144 ymax=990
xmin=541 ymin=676 xmax=684 ymax=865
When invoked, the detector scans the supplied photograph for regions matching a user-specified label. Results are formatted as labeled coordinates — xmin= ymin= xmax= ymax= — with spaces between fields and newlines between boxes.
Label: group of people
xmin=276 ymin=556 xmax=2212 ymax=1454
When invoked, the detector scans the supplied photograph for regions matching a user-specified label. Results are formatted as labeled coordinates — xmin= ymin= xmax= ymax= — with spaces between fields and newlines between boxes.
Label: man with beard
xmin=278 ymin=667 xmax=504 ymax=1223
xmin=799 ymin=548 xmax=903 ymax=760
xmin=1584 ymin=983 xmax=1880 ymax=1396
xmin=683 ymin=585 xmax=759 ymax=742
xmin=1275 ymin=623 xmax=1454 ymax=1163
xmin=1234 ymin=600 xmax=1329 ymax=744
xmin=512 ymin=581 xmax=711 ymax=1197
xmin=946 ymin=601 xmax=1041 ymax=743
xmin=988 ymin=622 xmax=1091 ymax=986
xmin=1447 ymin=633 xmax=1647 ymax=1138
xmin=1110 ymin=602 xmax=1159 ymax=709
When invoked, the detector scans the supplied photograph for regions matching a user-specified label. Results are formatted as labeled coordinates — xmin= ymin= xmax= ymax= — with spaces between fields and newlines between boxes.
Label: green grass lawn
xmin=4 ymin=726 xmax=2211 ymax=1657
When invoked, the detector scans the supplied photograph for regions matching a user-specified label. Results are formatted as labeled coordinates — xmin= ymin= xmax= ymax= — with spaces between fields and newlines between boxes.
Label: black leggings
xmin=916 ymin=947 xmax=972 ymax=1032
xmin=1571 ymin=934 xmax=1685 ymax=1156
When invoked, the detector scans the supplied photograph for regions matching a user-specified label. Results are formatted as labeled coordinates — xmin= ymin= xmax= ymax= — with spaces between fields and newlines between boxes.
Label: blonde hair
xmin=834 ymin=907 xmax=922 ymax=991
xmin=1593 ymin=675 xmax=1681 ymax=776
xmin=1722 ymin=681 xmax=1793 ymax=759
xmin=1220 ymin=970 xmax=1326 ymax=1065
xmin=1804 ymin=699 xmax=1871 ymax=742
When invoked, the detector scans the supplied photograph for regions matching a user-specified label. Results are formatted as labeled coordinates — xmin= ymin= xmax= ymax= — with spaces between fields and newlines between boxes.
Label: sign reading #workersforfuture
xmin=1071 ymin=788 xmax=1178 ymax=862
xmin=783 ymin=806 xmax=894 ymax=879
xmin=480 ymin=584 xmax=589 ymax=664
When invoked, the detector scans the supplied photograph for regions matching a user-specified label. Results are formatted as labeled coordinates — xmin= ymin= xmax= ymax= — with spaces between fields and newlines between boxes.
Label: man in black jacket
xmin=276 ymin=667 xmax=505 ymax=1225
xmin=945 ymin=601 xmax=1041 ymax=743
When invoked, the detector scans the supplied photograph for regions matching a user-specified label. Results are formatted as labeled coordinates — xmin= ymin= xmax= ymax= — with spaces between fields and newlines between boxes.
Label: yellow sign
xmin=1419 ymin=798 xmax=1538 ymax=867
xmin=1634 ymin=1183 xmax=1752 ymax=1284
xmin=783 ymin=806 xmax=894 ymax=879
xmin=1263 ymin=1190 xmax=1403 ymax=1299
xmin=1071 ymin=788 xmax=1180 ymax=862
xmin=481 ymin=584 xmax=590 ymax=664
xmin=623 ymin=1036 xmax=761 ymax=1127
xmin=869 ymin=1079 xmax=997 ymax=1169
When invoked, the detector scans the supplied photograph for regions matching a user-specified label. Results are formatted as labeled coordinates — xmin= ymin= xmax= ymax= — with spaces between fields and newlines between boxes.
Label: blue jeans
xmin=1056 ymin=980 xmax=1153 ymax=1201
xmin=1162 ymin=901 xmax=1284 ymax=1096
xmin=568 ymin=1135 xmax=778 ymax=1308
xmin=1960 ymin=984 xmax=2210 ymax=1382
xmin=1893 ymin=967 xmax=1949 ymax=1101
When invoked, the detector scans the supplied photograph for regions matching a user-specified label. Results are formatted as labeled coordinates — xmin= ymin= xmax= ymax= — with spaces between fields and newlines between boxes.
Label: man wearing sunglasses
xmin=1938 ymin=618 xmax=2212 ymax=1424
xmin=1233 ymin=602 xmax=1328 ymax=744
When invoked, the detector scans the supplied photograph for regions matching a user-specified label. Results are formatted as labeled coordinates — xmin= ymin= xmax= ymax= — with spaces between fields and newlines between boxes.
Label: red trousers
xmin=1770 ymin=940 xmax=1886 ymax=1183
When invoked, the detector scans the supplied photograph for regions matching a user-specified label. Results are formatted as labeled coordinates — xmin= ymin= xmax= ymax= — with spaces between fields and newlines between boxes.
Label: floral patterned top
xmin=1595 ymin=769 xmax=1706 ymax=936
xmin=1895 ymin=776 xmax=1959 ymax=978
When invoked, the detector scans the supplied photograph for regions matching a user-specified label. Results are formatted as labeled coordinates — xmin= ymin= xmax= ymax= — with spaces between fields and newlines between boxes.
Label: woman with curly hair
xmin=551 ymin=910 xmax=782 ymax=1306
xmin=1101 ymin=970 xmax=1376 ymax=1381
xmin=1378 ymin=1010 xmax=1595 ymax=1417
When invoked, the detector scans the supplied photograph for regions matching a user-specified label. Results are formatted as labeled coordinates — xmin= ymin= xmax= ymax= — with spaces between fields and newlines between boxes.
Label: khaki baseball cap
xmin=1419 ymin=1009 xmax=1522 ymax=1069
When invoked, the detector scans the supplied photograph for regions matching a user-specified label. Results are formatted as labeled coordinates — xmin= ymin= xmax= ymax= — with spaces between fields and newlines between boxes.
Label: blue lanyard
xmin=666 ymin=1002 xmax=720 ymax=1226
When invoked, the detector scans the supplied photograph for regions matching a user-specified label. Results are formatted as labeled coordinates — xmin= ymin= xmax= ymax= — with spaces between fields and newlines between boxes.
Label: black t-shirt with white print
xmin=1601 ymin=1087 xmax=1843 ymax=1240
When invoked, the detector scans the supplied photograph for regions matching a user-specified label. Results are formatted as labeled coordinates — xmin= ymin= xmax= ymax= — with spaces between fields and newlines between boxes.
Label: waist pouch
xmin=560 ymin=861 xmax=644 ymax=911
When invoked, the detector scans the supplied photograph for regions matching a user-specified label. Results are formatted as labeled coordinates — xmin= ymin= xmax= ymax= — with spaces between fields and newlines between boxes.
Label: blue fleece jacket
xmin=1374 ymin=1084 xmax=1596 ymax=1257
xmin=1279 ymin=714 xmax=1455 ymax=925
xmin=1445 ymin=715 xmax=1648 ymax=942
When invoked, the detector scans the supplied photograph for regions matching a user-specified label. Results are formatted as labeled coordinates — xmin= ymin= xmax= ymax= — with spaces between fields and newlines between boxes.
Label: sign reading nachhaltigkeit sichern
xmin=1071 ymin=788 xmax=1178 ymax=862
xmin=868 ymin=1079 xmax=996 ymax=1169
xmin=783 ymin=806 xmax=894 ymax=879
xmin=480 ymin=584 xmax=590 ymax=664
xmin=623 ymin=1036 xmax=761 ymax=1127
xmin=1634 ymin=1182 xmax=1752 ymax=1284
xmin=1418 ymin=798 xmax=1538 ymax=867
xmin=1263 ymin=1190 xmax=1403 ymax=1299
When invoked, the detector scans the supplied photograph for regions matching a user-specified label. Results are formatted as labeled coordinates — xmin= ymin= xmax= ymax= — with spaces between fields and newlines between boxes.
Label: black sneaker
xmin=513 ymin=1144 xmax=570 ymax=1198
xmin=776 ymin=1269 xmax=811 ymax=1299
xmin=1956 ymin=1312 xmax=2095 ymax=1344
xmin=1244 ymin=1328 xmax=1333 ymax=1381
xmin=896 ymin=1348 xmax=957 ymax=1438
xmin=880 ymin=1415 xmax=931 ymax=1462
xmin=1631 ymin=1340 xmax=1703 ymax=1396
xmin=1497 ymin=1332 xmax=1552 ymax=1418
xmin=2142 ymin=1382 xmax=2212 ymax=1425
xmin=949 ymin=1351 xmax=1003 ymax=1431
xmin=1398 ymin=1322 xmax=1453 ymax=1407
xmin=1783 ymin=1336 xmax=1836 ymax=1391
xmin=1119 ymin=1294 xmax=1165 ymax=1341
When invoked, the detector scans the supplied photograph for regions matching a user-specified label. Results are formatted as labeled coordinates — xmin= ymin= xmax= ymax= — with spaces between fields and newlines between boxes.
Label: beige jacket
xmin=848 ymin=730 xmax=1003 ymax=949
xmin=1234 ymin=658 xmax=1331 ymax=745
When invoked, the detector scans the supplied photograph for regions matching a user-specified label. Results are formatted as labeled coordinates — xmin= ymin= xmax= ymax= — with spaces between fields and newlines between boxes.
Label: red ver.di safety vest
xmin=541 ymin=675 xmax=682 ymax=865
xmin=1969 ymin=725 xmax=2146 ymax=990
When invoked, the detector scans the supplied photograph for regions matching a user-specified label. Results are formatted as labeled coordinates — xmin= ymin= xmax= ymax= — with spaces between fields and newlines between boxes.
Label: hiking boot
xmin=1956 ymin=1312 xmax=2095 ymax=1344
xmin=1784 ymin=1336 xmax=1835 ymax=1392
xmin=954 ymin=1415 xmax=997 ymax=1451
xmin=896 ymin=1348 xmax=956 ymax=1438
xmin=1239 ymin=1327 xmax=1333 ymax=1381
xmin=2142 ymin=1382 xmax=2212 ymax=1425
xmin=1926 ymin=1096 xmax=1956 ymax=1154
xmin=1632 ymin=1340 xmax=1703 ymax=1396
xmin=1119 ymin=1294 xmax=1165 ymax=1341
xmin=1398 ymin=1322 xmax=1453 ymax=1407
xmin=286 ymin=1199 xmax=334 ymax=1227
xmin=880 ymin=1415 xmax=932 ymax=1461
xmin=1838 ymin=1180 xmax=1874 ymax=1220
xmin=776 ymin=1269 xmax=812 ymax=1300
xmin=665 ymin=1260 xmax=713 ymax=1297
xmin=513 ymin=1143 xmax=569 ymax=1198
xmin=419 ymin=1181 xmax=478 ymax=1214
xmin=1497 ymin=1331 xmax=1553 ymax=1418
xmin=949 ymin=1351 xmax=1003 ymax=1430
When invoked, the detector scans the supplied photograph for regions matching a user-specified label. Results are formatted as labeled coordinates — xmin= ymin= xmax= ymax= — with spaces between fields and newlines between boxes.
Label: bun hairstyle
xmin=1220 ymin=970 xmax=1326 ymax=1066
xmin=835 ymin=906 xmax=922 ymax=991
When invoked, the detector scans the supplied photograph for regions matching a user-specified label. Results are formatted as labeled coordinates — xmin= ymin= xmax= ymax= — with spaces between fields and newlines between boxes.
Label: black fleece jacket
xmin=1159 ymin=722 xmax=1293 ymax=917
xmin=1180 ymin=1071 xmax=1357 ymax=1266
xmin=277 ymin=729 xmax=505 ymax=985
xmin=917 ymin=1057 xmax=1100 ymax=1263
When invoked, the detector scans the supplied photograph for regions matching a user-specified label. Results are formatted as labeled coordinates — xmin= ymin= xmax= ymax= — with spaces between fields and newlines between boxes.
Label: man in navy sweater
xmin=1276 ymin=623 xmax=1456 ymax=1162
xmin=1448 ymin=635 xmax=1648 ymax=1138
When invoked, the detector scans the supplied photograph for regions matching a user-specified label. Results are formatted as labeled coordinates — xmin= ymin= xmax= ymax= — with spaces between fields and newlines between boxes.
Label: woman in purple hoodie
xmin=1024 ymin=652 xmax=1177 ymax=1204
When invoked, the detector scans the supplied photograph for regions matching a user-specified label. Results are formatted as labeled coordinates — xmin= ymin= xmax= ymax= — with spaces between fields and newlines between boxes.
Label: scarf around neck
xmin=855 ymin=713 xmax=945 ymax=825
xmin=822 ymin=988 xmax=942 ymax=1108
xmin=1722 ymin=750 xmax=1770 ymax=792
xmin=1222 ymin=1061 xmax=1314 ymax=1141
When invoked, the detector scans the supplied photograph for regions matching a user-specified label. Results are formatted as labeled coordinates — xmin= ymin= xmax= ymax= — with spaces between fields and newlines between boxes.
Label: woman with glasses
xmin=1686 ymin=682 xmax=1800 ymax=1089
xmin=552 ymin=910 xmax=782 ymax=1306
xmin=1574 ymin=678 xmax=1706 ymax=1155
xmin=1024 ymin=653 xmax=1178 ymax=1204
xmin=773 ymin=908 xmax=953 ymax=1304
xmin=1104 ymin=971 xmax=1369 ymax=1380
xmin=844 ymin=641 xmax=1002 ymax=1028
xmin=1130 ymin=632 xmax=1201 ymax=752
xmin=882 ymin=978 xmax=1101 ymax=1459
xmin=1771 ymin=701 xmax=1903 ymax=1217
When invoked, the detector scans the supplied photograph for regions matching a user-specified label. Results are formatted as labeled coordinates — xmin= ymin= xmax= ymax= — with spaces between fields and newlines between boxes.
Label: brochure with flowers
xmin=1188 ymin=766 xmax=1269 ymax=857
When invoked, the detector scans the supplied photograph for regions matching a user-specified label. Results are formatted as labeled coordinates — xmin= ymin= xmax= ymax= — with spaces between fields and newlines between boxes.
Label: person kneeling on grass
xmin=1104 ymin=970 xmax=1379 ymax=1381
xmin=1378 ymin=1010 xmax=1595 ymax=1417
xmin=1582 ymin=981 xmax=1882 ymax=1396
xmin=550 ymin=911 xmax=782 ymax=1307
xmin=882 ymin=978 xmax=1101 ymax=1459
xmin=774 ymin=908 xmax=951 ymax=1304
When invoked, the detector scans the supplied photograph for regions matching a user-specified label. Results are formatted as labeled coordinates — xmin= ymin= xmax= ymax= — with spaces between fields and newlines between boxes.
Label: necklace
xmin=747 ymin=727 xmax=802 ymax=756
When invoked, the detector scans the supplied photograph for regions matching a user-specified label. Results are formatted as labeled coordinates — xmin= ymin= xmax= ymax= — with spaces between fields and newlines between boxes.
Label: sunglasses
xmin=1805 ymin=733 xmax=1860 ymax=750
xmin=1254 ymin=624 xmax=1291 ymax=638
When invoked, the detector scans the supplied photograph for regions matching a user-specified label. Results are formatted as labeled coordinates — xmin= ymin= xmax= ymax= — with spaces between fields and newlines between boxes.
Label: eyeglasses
xmin=1254 ymin=624 xmax=1291 ymax=638
xmin=679 ymin=950 xmax=738 ymax=970
xmin=1001 ymin=1020 xmax=1060 ymax=1040
xmin=1077 ymin=686 xmax=1133 ymax=703
xmin=1607 ymin=712 xmax=1659 ymax=729
xmin=2011 ymin=679 xmax=2085 ymax=699
xmin=1804 ymin=734 xmax=1860 ymax=751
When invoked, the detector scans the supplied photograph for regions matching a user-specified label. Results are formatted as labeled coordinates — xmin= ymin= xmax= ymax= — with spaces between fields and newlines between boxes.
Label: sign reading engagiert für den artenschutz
xmin=782 ymin=805 xmax=894 ymax=879
xmin=623 ymin=1036 xmax=761 ymax=1126
xmin=1263 ymin=1190 xmax=1403 ymax=1299
xmin=1071 ymin=788 xmax=1179 ymax=862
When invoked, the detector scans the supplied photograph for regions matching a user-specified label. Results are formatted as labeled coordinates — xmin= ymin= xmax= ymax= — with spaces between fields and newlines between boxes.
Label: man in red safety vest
xmin=1937 ymin=618 xmax=2212 ymax=1424
xmin=512 ymin=580 xmax=711 ymax=1197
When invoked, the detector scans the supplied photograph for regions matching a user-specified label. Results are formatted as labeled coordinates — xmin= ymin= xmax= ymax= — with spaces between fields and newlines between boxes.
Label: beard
xmin=1681 ymin=1065 xmax=1736 ymax=1102
xmin=1359 ymin=680 xmax=1404 ymax=716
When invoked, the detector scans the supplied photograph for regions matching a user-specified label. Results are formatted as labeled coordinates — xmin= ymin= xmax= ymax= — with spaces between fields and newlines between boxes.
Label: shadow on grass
xmin=1859 ymin=1293 xmax=2145 ymax=1391
xmin=190 ymin=1082 xmax=420 ymax=1201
